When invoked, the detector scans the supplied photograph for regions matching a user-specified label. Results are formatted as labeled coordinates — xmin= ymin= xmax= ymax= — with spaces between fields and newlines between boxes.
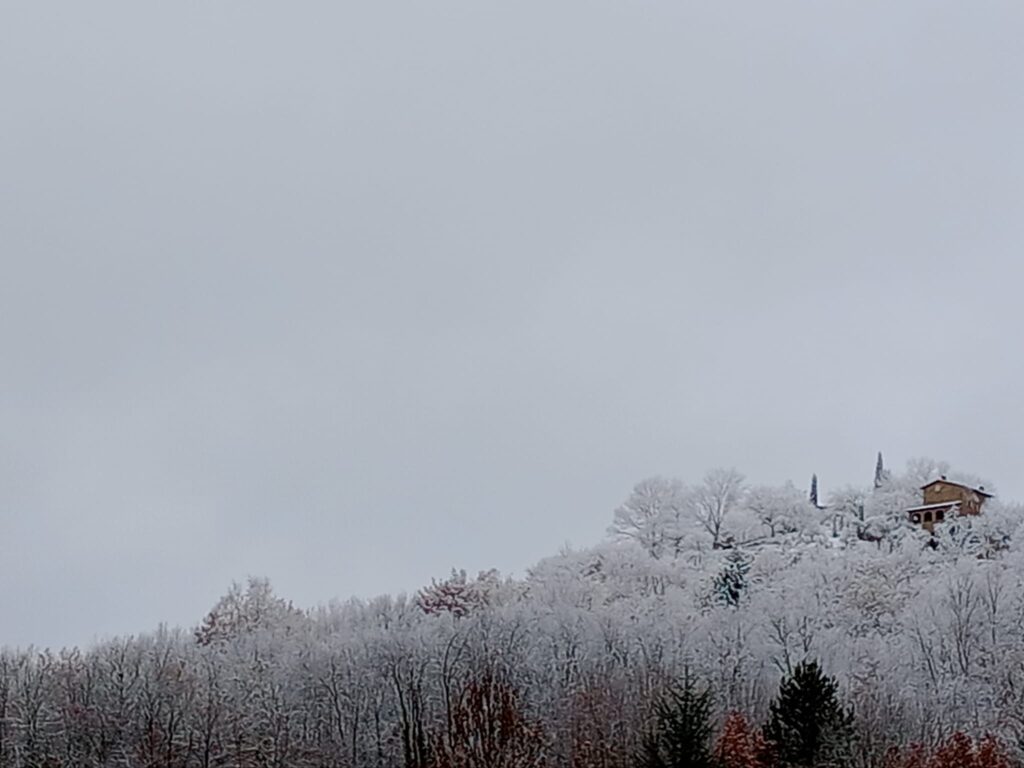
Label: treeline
xmin=0 ymin=630 xmax=1013 ymax=768
xmin=4 ymin=457 xmax=1024 ymax=767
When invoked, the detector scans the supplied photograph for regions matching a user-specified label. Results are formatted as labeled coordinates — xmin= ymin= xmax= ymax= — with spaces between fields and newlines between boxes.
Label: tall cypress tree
xmin=639 ymin=674 xmax=714 ymax=768
xmin=873 ymin=452 xmax=886 ymax=489
xmin=809 ymin=475 xmax=819 ymax=508
xmin=764 ymin=661 xmax=854 ymax=768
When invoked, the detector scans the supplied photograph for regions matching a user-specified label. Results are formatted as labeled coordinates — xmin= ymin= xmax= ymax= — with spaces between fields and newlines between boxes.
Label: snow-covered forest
xmin=2 ymin=457 xmax=1023 ymax=768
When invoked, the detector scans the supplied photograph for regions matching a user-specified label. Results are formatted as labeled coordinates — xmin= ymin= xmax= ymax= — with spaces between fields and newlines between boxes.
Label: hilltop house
xmin=907 ymin=476 xmax=993 ymax=532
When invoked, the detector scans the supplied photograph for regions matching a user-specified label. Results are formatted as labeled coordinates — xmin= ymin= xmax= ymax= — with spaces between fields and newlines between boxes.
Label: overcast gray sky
xmin=3 ymin=2 xmax=1023 ymax=649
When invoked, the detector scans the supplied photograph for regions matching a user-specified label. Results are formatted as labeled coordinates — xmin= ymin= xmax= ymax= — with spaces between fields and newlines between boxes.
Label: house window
xmin=936 ymin=509 xmax=945 ymax=522
xmin=924 ymin=511 xmax=933 ymax=523
xmin=911 ymin=513 xmax=921 ymax=523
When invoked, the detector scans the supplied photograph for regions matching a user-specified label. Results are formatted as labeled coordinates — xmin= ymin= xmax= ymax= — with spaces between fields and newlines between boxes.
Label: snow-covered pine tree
xmin=809 ymin=475 xmax=819 ymax=508
xmin=713 ymin=550 xmax=752 ymax=607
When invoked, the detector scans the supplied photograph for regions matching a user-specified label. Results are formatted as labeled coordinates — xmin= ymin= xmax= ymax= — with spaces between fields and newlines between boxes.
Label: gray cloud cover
xmin=2 ymin=1 xmax=1023 ymax=648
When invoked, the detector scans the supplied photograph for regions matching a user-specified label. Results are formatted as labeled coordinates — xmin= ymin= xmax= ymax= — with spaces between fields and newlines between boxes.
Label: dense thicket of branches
xmin=1 ymin=458 xmax=1022 ymax=768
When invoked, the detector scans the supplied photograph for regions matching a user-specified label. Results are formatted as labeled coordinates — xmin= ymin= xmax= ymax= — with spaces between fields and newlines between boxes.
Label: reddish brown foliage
xmin=884 ymin=732 xmax=1012 ymax=768
xmin=715 ymin=712 xmax=770 ymax=768
xmin=568 ymin=680 xmax=633 ymax=768
xmin=975 ymin=735 xmax=1013 ymax=768
xmin=429 ymin=670 xmax=547 ymax=768
xmin=933 ymin=732 xmax=978 ymax=768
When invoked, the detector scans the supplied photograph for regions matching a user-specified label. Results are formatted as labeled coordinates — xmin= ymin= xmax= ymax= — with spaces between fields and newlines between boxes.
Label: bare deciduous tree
xmin=608 ymin=477 xmax=688 ymax=558
xmin=692 ymin=468 xmax=745 ymax=548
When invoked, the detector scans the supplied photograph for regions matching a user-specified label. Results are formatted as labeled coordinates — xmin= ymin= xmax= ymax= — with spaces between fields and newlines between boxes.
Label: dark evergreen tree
xmin=713 ymin=550 xmax=751 ymax=607
xmin=638 ymin=674 xmax=714 ymax=768
xmin=764 ymin=661 xmax=854 ymax=768
xmin=809 ymin=475 xmax=819 ymax=508
xmin=638 ymin=730 xmax=668 ymax=768
xmin=873 ymin=452 xmax=886 ymax=489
